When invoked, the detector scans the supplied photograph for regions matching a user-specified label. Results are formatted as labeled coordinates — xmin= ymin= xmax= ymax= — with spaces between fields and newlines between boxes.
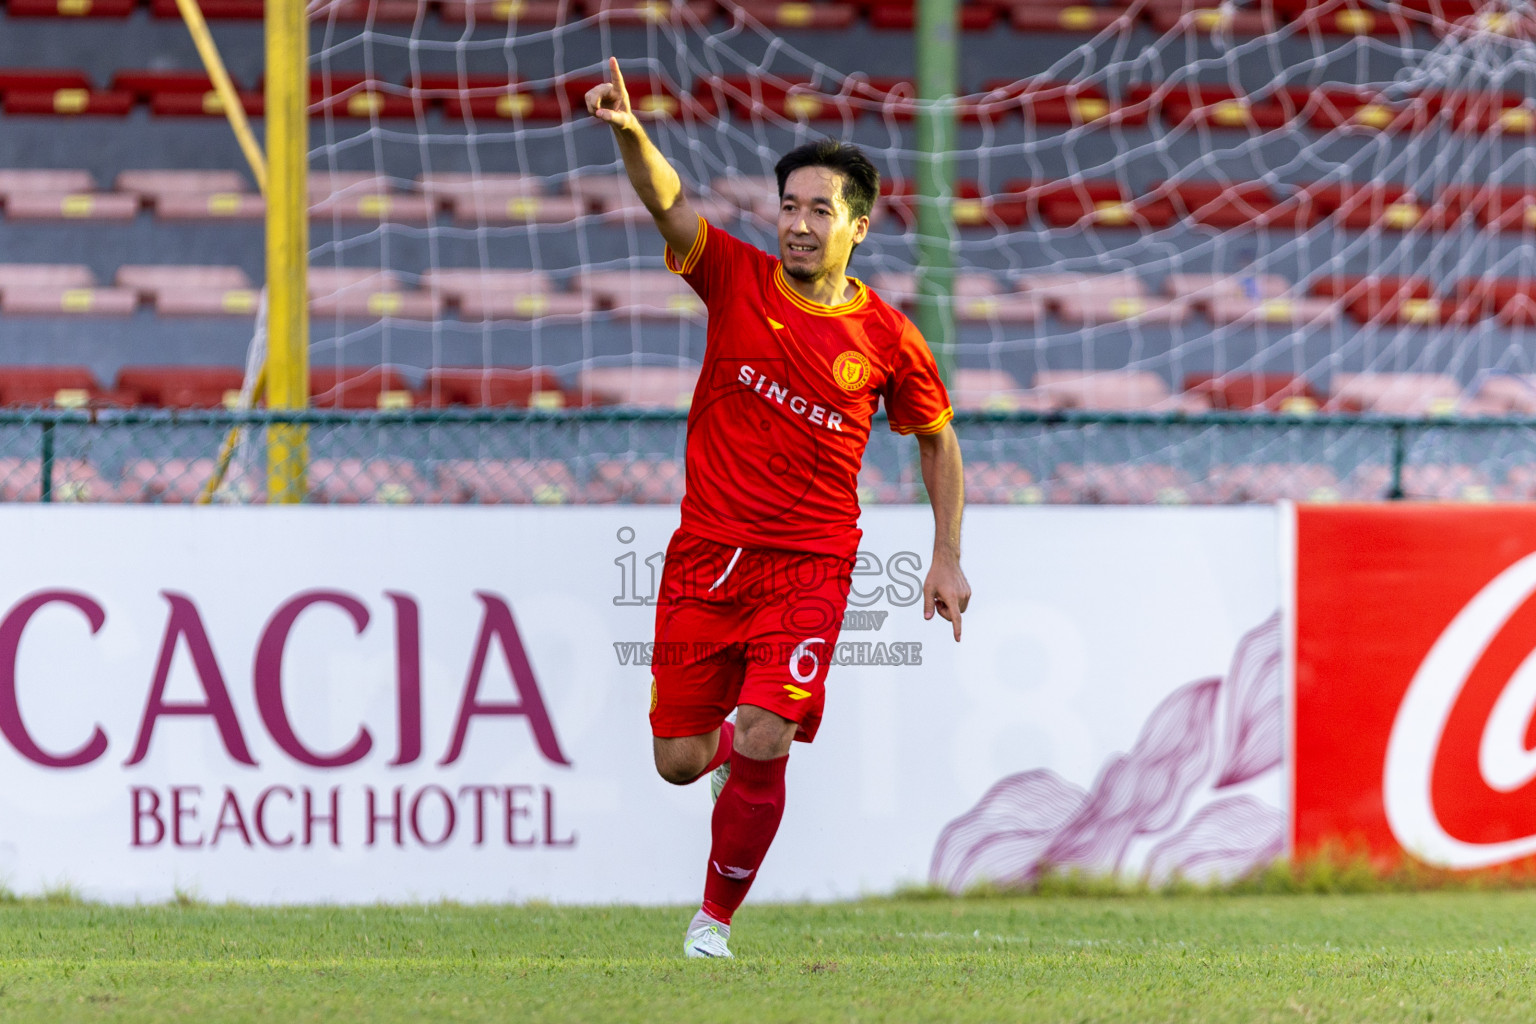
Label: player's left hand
xmin=923 ymin=556 xmax=970 ymax=642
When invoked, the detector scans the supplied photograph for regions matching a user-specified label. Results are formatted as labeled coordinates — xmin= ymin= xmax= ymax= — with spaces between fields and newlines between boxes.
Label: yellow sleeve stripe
xmin=891 ymin=406 xmax=955 ymax=436
xmin=664 ymin=216 xmax=708 ymax=276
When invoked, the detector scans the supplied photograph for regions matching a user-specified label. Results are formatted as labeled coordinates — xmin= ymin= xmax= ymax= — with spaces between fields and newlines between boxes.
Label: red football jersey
xmin=665 ymin=218 xmax=953 ymax=558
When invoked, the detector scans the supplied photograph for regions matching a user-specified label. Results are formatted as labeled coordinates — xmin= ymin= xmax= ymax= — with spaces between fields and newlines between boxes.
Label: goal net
xmin=296 ymin=0 xmax=1536 ymax=504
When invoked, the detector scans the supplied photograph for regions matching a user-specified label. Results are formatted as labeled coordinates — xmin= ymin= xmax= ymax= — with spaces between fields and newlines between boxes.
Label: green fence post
xmin=914 ymin=0 xmax=957 ymax=386
xmin=40 ymin=418 xmax=54 ymax=504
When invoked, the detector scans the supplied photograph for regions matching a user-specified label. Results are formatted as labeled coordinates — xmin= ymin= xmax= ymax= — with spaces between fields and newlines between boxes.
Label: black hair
xmin=774 ymin=140 xmax=880 ymax=222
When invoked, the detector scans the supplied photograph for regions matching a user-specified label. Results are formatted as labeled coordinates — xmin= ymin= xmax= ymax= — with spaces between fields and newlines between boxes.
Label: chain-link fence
xmin=2 ymin=408 xmax=1533 ymax=505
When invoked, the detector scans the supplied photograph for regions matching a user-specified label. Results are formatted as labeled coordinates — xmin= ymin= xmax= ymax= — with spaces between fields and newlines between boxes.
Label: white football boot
xmin=709 ymin=760 xmax=731 ymax=804
xmin=683 ymin=909 xmax=733 ymax=959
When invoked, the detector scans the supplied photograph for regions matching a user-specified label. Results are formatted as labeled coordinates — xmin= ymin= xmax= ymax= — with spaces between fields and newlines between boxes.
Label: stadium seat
xmin=1348 ymin=463 xmax=1495 ymax=501
xmin=1203 ymin=463 xmax=1342 ymax=503
xmin=564 ymin=176 xmax=738 ymax=223
xmin=117 ymin=170 xmax=266 ymax=220
xmin=309 ymin=267 xmax=443 ymax=321
xmin=1326 ymin=372 xmax=1467 ymax=414
xmin=310 ymin=366 xmax=415 ymax=410
xmin=1275 ymin=0 xmax=1406 ymax=35
xmin=576 ymin=270 xmax=705 ymax=318
xmin=576 ymin=365 xmax=698 ymax=408
xmin=10 ymin=0 xmax=136 ymax=15
xmin=0 ymin=168 xmax=136 ymax=221
xmin=420 ymin=74 xmax=565 ymax=121
xmin=0 ymin=69 xmax=133 ymax=117
xmin=731 ymin=1 xmax=858 ymax=30
xmin=947 ymin=368 xmax=1057 ymax=412
xmin=415 ymin=172 xmax=543 ymax=205
xmin=1161 ymin=180 xmax=1316 ymax=229
xmin=963 ymin=461 xmax=1042 ymax=504
xmin=856 ymin=464 xmax=910 ymax=504
xmin=437 ymin=458 xmax=580 ymax=503
xmin=111 ymin=70 xmax=263 ymax=117
xmin=114 ymin=365 xmax=247 ymax=408
xmin=866 ymin=273 xmax=1041 ymax=323
xmin=437 ymin=0 xmax=568 ymax=25
xmin=587 ymin=0 xmax=714 ymax=25
xmin=1292 ymin=85 xmax=1410 ymax=131
xmin=865 ymin=0 xmax=994 ymax=31
xmin=1472 ymin=374 xmax=1536 ymax=413
xmin=556 ymin=74 xmax=716 ymax=121
xmin=1453 ymin=277 xmax=1536 ymax=325
xmin=1183 ymin=373 xmax=1323 ymax=412
xmin=1163 ymin=273 xmax=1293 ymax=303
xmin=309 ymin=0 xmax=429 ymax=23
xmin=420 ymin=366 xmax=567 ymax=408
xmin=148 ymin=0 xmax=265 ymax=17
xmin=119 ymin=457 xmax=226 ymax=503
xmin=307 ymin=74 xmax=416 ymax=119
xmin=0 ymin=364 xmax=111 ymax=407
xmin=1034 ymin=370 xmax=1208 ymax=412
xmin=1052 ymin=294 xmax=1190 ymax=325
xmin=1013 ymin=179 xmax=1174 ymax=229
xmin=309 ymin=458 xmax=431 ymax=503
xmin=706 ymin=75 xmax=874 ymax=123
xmin=1015 ymin=272 xmax=1147 ymax=300
xmin=709 ymin=174 xmax=779 ymax=222
xmin=1050 ymin=463 xmax=1196 ymax=504
xmin=970 ymin=81 xmax=1146 ymax=128
xmin=0 ymin=457 xmax=112 ymax=502
xmin=115 ymin=265 xmax=259 ymax=317
xmin=1127 ymin=83 xmax=1294 ymax=130
xmin=1012 ymin=2 xmax=1134 ymax=33
xmin=1299 ymin=182 xmax=1449 ymax=230
xmin=1309 ymin=275 xmax=1440 ymax=325
xmin=0 ymin=264 xmax=136 ymax=316
xmin=308 ymin=173 xmax=433 ymax=222
xmin=1144 ymin=0 xmax=1274 ymax=36
xmin=588 ymin=458 xmax=686 ymax=503
xmin=420 ymin=268 xmax=590 ymax=320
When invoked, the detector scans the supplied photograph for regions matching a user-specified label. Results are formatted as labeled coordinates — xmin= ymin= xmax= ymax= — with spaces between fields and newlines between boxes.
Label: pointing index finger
xmin=608 ymin=57 xmax=627 ymax=98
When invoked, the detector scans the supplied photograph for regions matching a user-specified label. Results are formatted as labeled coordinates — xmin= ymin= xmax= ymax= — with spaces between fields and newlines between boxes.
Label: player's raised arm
xmin=585 ymin=57 xmax=701 ymax=259
xmin=917 ymin=424 xmax=969 ymax=641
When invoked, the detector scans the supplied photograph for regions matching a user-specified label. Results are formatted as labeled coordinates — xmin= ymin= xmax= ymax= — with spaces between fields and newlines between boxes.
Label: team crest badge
xmin=832 ymin=350 xmax=871 ymax=391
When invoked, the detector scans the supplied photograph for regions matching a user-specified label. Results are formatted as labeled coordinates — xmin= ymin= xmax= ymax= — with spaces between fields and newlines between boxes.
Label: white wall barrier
xmin=0 ymin=505 xmax=1282 ymax=902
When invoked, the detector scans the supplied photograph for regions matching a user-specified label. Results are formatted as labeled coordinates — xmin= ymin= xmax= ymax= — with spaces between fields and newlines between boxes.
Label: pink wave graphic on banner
xmin=930 ymin=614 xmax=1283 ymax=891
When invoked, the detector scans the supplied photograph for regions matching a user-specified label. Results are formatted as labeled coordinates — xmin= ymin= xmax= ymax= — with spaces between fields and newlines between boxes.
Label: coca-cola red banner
xmin=1295 ymin=505 xmax=1536 ymax=870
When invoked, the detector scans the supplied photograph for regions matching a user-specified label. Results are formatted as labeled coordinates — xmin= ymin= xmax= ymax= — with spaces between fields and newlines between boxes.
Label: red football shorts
xmin=649 ymin=529 xmax=853 ymax=743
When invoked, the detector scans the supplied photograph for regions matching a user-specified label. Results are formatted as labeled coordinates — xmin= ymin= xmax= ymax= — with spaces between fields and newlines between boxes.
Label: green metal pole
xmin=914 ymin=0 xmax=958 ymax=385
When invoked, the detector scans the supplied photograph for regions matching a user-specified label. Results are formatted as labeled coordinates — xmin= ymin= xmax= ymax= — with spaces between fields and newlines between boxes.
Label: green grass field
xmin=2 ymin=891 xmax=1534 ymax=1022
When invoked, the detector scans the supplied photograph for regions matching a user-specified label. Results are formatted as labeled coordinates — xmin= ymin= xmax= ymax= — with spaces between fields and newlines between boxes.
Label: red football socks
xmin=700 ymin=750 xmax=788 ymax=925
xmin=688 ymin=721 xmax=735 ymax=784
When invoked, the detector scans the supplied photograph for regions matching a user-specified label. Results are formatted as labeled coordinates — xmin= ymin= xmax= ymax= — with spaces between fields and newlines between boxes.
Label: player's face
xmin=777 ymin=166 xmax=870 ymax=283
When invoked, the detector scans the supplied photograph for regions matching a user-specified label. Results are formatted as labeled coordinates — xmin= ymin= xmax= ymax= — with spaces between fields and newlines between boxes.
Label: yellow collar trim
xmin=773 ymin=263 xmax=868 ymax=317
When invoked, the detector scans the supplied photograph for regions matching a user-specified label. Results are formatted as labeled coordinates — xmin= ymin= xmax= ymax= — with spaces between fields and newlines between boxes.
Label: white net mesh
xmin=302 ymin=0 xmax=1536 ymax=500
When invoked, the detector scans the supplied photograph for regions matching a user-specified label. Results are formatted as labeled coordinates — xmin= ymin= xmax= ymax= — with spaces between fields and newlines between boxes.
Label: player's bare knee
xmin=733 ymin=708 xmax=796 ymax=760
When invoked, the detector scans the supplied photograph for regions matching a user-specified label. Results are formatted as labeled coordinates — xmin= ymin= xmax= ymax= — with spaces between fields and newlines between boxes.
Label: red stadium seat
xmin=416 ymin=73 xmax=563 ymax=121
xmin=556 ymin=74 xmax=715 ymax=121
xmin=1290 ymin=86 xmax=1412 ymax=132
xmin=964 ymin=462 xmax=1041 ymax=504
xmin=1035 ymin=370 xmax=1207 ymax=411
xmin=420 ymin=268 xmax=590 ymax=320
xmin=117 ymin=170 xmax=265 ymax=220
xmin=309 ymin=267 xmax=443 ymax=321
xmin=309 ymin=458 xmax=430 ymax=504
xmin=309 ymin=0 xmax=429 ymax=22
xmin=1182 ymin=373 xmax=1323 ymax=412
xmin=1161 ymin=180 xmax=1316 ymax=229
xmin=0 ymin=458 xmax=112 ymax=502
xmin=588 ymin=458 xmax=686 ymax=503
xmin=310 ymin=366 xmax=414 ymax=410
xmin=946 ymin=368 xmax=1058 ymax=412
xmin=308 ymin=74 xmax=416 ymax=118
xmin=587 ymin=0 xmax=714 ymax=25
xmin=150 ymin=0 xmax=263 ymax=17
xmin=1326 ymin=372 xmax=1466 ymax=414
xmin=111 ymin=70 xmax=263 ymax=117
xmin=576 ymin=270 xmax=706 ymax=318
xmin=9 ymin=0 xmax=135 ymax=15
xmin=974 ymin=81 xmax=1147 ymax=128
xmin=576 ymin=365 xmax=698 ymax=408
xmin=866 ymin=0 xmax=995 ymax=31
xmin=1127 ymin=83 xmax=1295 ymax=130
xmin=437 ymin=0 xmax=568 ymax=24
xmin=421 ymin=366 xmax=567 ymax=408
xmin=1204 ymin=463 xmax=1342 ymax=503
xmin=1298 ymin=182 xmax=1450 ymax=230
xmin=1012 ymin=2 xmax=1134 ymax=33
xmin=731 ymin=1 xmax=858 ymax=30
xmin=115 ymin=265 xmax=258 ymax=317
xmin=1144 ymin=0 xmax=1274 ymax=35
xmin=1275 ymin=0 xmax=1406 ymax=35
xmin=1347 ymin=464 xmax=1495 ymax=501
xmin=308 ymin=173 xmax=433 ymax=223
xmin=1309 ymin=275 xmax=1453 ymax=325
xmin=114 ymin=366 xmax=247 ymax=408
xmin=1050 ymin=463 xmax=1196 ymax=504
xmin=0 ymin=365 xmax=107 ymax=407
xmin=437 ymin=458 xmax=581 ymax=503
